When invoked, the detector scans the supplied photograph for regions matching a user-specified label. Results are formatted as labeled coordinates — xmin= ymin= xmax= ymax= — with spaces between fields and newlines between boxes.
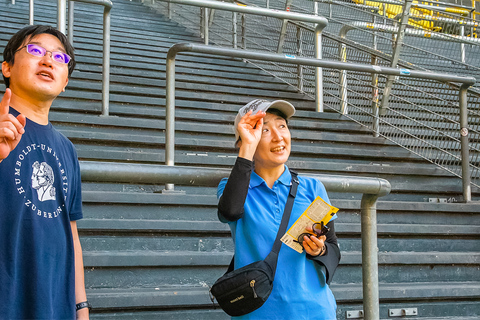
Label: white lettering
xmin=17 ymin=187 xmax=25 ymax=194
xmin=37 ymin=209 xmax=42 ymax=216
xmin=16 ymin=161 xmax=21 ymax=167
xmin=47 ymin=147 xmax=52 ymax=153
xmin=18 ymin=154 xmax=24 ymax=161
xmin=25 ymin=199 xmax=31 ymax=207
xmin=14 ymin=168 xmax=20 ymax=176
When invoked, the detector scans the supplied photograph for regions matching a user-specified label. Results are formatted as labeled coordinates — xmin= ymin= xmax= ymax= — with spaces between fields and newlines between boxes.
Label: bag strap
xmin=225 ymin=169 xmax=299 ymax=274
xmin=264 ymin=170 xmax=298 ymax=273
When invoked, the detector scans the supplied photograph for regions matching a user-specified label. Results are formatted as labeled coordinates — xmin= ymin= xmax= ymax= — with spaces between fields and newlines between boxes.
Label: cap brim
xmin=268 ymin=100 xmax=296 ymax=118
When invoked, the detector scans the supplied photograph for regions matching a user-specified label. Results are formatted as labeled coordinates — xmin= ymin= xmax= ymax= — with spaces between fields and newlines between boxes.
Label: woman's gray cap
xmin=234 ymin=99 xmax=296 ymax=141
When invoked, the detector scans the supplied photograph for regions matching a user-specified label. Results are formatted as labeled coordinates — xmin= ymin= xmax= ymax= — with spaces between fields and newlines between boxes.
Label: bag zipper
xmin=250 ymin=280 xmax=258 ymax=298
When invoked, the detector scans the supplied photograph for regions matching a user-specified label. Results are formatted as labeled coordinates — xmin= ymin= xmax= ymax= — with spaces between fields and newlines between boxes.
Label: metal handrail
xmin=79 ymin=160 xmax=391 ymax=320
xmin=165 ymin=42 xmax=475 ymax=196
xmin=59 ymin=0 xmax=112 ymax=116
xmin=162 ymin=0 xmax=328 ymax=111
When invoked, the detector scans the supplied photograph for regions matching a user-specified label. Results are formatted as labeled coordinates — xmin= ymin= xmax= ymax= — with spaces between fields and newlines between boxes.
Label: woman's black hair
xmin=3 ymin=25 xmax=76 ymax=88
xmin=234 ymin=108 xmax=290 ymax=148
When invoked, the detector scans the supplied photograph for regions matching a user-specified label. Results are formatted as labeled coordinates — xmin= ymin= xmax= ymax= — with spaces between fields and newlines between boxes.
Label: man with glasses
xmin=0 ymin=25 xmax=89 ymax=319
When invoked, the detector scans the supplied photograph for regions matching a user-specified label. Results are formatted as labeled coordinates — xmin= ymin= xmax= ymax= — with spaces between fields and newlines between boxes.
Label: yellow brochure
xmin=280 ymin=196 xmax=338 ymax=253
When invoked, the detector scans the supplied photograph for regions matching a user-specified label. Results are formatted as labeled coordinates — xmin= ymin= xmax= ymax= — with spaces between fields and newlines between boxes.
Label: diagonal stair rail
xmin=79 ymin=160 xmax=391 ymax=320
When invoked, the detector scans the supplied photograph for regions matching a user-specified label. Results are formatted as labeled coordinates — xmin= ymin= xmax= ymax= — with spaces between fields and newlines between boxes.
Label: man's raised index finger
xmin=1 ymin=88 xmax=12 ymax=115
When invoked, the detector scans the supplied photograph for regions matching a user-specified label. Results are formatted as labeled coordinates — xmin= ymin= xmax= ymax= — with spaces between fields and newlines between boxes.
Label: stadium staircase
xmin=0 ymin=0 xmax=479 ymax=318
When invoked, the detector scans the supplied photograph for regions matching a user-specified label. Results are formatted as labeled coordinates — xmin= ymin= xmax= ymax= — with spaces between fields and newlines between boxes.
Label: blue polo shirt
xmin=217 ymin=166 xmax=337 ymax=320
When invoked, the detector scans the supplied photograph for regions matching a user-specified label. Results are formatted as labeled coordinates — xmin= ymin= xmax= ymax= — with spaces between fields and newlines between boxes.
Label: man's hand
xmin=0 ymin=89 xmax=26 ymax=162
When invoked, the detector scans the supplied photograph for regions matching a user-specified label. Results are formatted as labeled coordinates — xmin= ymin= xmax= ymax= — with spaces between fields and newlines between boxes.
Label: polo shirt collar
xmin=249 ymin=165 xmax=292 ymax=189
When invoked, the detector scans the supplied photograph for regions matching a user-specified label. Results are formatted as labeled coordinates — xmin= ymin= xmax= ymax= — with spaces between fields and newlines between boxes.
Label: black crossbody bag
xmin=209 ymin=171 xmax=299 ymax=317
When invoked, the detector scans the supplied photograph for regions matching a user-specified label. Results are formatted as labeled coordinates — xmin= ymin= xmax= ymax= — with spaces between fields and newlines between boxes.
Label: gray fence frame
xmin=79 ymin=160 xmax=391 ymax=320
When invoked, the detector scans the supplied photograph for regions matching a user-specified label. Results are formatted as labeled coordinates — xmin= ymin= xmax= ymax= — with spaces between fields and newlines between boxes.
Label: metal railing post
xmin=232 ymin=12 xmax=238 ymax=49
xmin=277 ymin=0 xmax=293 ymax=54
xmin=165 ymin=49 xmax=177 ymax=191
xmin=339 ymin=41 xmax=348 ymax=114
xmin=314 ymin=27 xmax=324 ymax=112
xmin=68 ymin=1 xmax=74 ymax=44
xmin=314 ymin=3 xmax=324 ymax=112
xmin=379 ymin=0 xmax=413 ymax=115
xmin=102 ymin=3 xmax=111 ymax=116
xmin=241 ymin=13 xmax=246 ymax=49
xmin=459 ymin=84 xmax=472 ymax=202
xmin=29 ymin=0 xmax=34 ymax=24
xmin=58 ymin=0 xmax=67 ymax=33
xmin=460 ymin=25 xmax=466 ymax=63
xmin=204 ymin=7 xmax=209 ymax=45
xmin=296 ymin=26 xmax=303 ymax=92
xmin=361 ymin=194 xmax=381 ymax=320
xmin=372 ymin=15 xmax=380 ymax=137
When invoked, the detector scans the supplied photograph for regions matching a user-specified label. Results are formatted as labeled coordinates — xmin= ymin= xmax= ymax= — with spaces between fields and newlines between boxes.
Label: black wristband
xmin=76 ymin=301 xmax=92 ymax=312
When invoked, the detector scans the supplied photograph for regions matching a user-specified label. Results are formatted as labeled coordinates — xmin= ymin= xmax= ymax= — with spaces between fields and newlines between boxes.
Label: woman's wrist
xmin=238 ymin=145 xmax=257 ymax=161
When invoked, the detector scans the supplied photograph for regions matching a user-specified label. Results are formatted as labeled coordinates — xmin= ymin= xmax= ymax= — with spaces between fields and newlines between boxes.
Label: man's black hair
xmin=234 ymin=108 xmax=290 ymax=148
xmin=2 ymin=25 xmax=76 ymax=88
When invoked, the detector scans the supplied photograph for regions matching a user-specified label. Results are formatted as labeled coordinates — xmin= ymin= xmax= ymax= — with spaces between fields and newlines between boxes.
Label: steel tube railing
xmin=29 ymin=0 xmax=34 ymax=24
xmin=79 ymin=161 xmax=391 ymax=194
xmin=79 ymin=160 xmax=390 ymax=319
xmin=166 ymin=42 xmax=475 ymax=194
xmin=162 ymin=0 xmax=328 ymax=112
xmin=66 ymin=0 xmax=112 ymax=116
xmin=58 ymin=0 xmax=67 ymax=33
xmin=459 ymin=84 xmax=472 ymax=202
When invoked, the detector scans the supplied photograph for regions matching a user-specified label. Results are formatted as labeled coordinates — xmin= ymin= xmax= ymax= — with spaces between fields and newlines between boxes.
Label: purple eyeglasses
xmin=17 ymin=44 xmax=71 ymax=64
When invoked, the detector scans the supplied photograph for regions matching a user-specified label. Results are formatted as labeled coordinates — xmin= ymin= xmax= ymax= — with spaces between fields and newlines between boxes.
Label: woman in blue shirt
xmin=217 ymin=99 xmax=340 ymax=320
